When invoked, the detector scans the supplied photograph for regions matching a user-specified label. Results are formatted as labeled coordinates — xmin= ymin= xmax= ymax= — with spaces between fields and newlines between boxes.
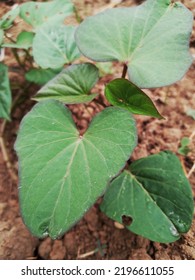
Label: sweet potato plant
xmin=0 ymin=0 xmax=194 ymax=243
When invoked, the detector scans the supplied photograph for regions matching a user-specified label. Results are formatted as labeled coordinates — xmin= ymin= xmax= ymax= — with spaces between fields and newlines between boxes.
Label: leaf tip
xmin=157 ymin=113 xmax=166 ymax=120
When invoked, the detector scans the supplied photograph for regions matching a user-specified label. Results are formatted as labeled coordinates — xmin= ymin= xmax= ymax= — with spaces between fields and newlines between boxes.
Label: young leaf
xmin=186 ymin=108 xmax=195 ymax=120
xmin=105 ymin=78 xmax=163 ymax=118
xmin=75 ymin=0 xmax=193 ymax=88
xmin=15 ymin=100 xmax=137 ymax=239
xmin=178 ymin=137 xmax=190 ymax=156
xmin=35 ymin=63 xmax=99 ymax=104
xmin=0 ymin=63 xmax=11 ymax=120
xmin=20 ymin=0 xmax=73 ymax=29
xmin=0 ymin=5 xmax=19 ymax=30
xmin=25 ymin=68 xmax=62 ymax=86
xmin=3 ymin=31 xmax=34 ymax=50
xmin=32 ymin=24 xmax=80 ymax=69
xmin=101 ymin=151 xmax=194 ymax=243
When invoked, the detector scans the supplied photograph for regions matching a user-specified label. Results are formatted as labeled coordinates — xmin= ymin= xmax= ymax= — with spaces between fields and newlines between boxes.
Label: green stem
xmin=4 ymin=32 xmax=16 ymax=44
xmin=74 ymin=6 xmax=82 ymax=23
xmin=0 ymin=120 xmax=17 ymax=182
xmin=12 ymin=49 xmax=26 ymax=71
xmin=11 ymin=82 xmax=33 ymax=113
xmin=23 ymin=49 xmax=33 ymax=67
xmin=4 ymin=34 xmax=26 ymax=70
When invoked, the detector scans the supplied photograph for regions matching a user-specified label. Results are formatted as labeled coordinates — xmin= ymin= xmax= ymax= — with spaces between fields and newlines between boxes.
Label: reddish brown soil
xmin=0 ymin=0 xmax=195 ymax=260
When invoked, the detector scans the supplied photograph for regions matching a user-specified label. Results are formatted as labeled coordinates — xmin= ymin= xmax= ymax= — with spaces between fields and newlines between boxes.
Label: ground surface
xmin=0 ymin=0 xmax=195 ymax=260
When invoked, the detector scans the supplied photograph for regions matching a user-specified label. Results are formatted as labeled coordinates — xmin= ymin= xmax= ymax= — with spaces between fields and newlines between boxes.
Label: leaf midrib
xmin=127 ymin=171 xmax=179 ymax=236
xmin=49 ymin=137 xmax=82 ymax=230
xmin=40 ymin=28 xmax=67 ymax=61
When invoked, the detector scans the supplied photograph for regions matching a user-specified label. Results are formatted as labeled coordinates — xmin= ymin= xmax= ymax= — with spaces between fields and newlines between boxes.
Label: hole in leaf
xmin=122 ymin=215 xmax=133 ymax=226
xmin=25 ymin=12 xmax=30 ymax=17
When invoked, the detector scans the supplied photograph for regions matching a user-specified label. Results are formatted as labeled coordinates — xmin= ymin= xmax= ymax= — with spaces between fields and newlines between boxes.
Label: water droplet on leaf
xmin=169 ymin=225 xmax=179 ymax=237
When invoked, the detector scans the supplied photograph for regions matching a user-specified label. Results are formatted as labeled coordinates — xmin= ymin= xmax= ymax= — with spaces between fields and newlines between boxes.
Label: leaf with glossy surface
xmin=0 ymin=6 xmax=19 ymax=30
xmin=0 ymin=63 xmax=11 ymax=120
xmin=20 ymin=0 xmax=73 ymax=28
xmin=101 ymin=151 xmax=194 ymax=242
xmin=3 ymin=31 xmax=34 ymax=49
xmin=33 ymin=25 xmax=80 ymax=69
xmin=26 ymin=68 xmax=62 ymax=86
xmin=75 ymin=0 xmax=193 ymax=88
xmin=105 ymin=78 xmax=163 ymax=118
xmin=15 ymin=100 xmax=137 ymax=238
xmin=35 ymin=63 xmax=99 ymax=104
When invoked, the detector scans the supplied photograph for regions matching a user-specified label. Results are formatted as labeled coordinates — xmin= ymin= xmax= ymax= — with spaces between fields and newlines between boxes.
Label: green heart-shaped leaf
xmin=105 ymin=78 xmax=163 ymax=118
xmin=20 ymin=0 xmax=73 ymax=28
xmin=3 ymin=31 xmax=34 ymax=50
xmin=75 ymin=0 xmax=193 ymax=88
xmin=0 ymin=5 xmax=19 ymax=30
xmin=15 ymin=100 xmax=137 ymax=238
xmin=33 ymin=24 xmax=80 ymax=69
xmin=101 ymin=151 xmax=194 ymax=243
xmin=0 ymin=63 xmax=11 ymax=120
xmin=35 ymin=63 xmax=99 ymax=104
